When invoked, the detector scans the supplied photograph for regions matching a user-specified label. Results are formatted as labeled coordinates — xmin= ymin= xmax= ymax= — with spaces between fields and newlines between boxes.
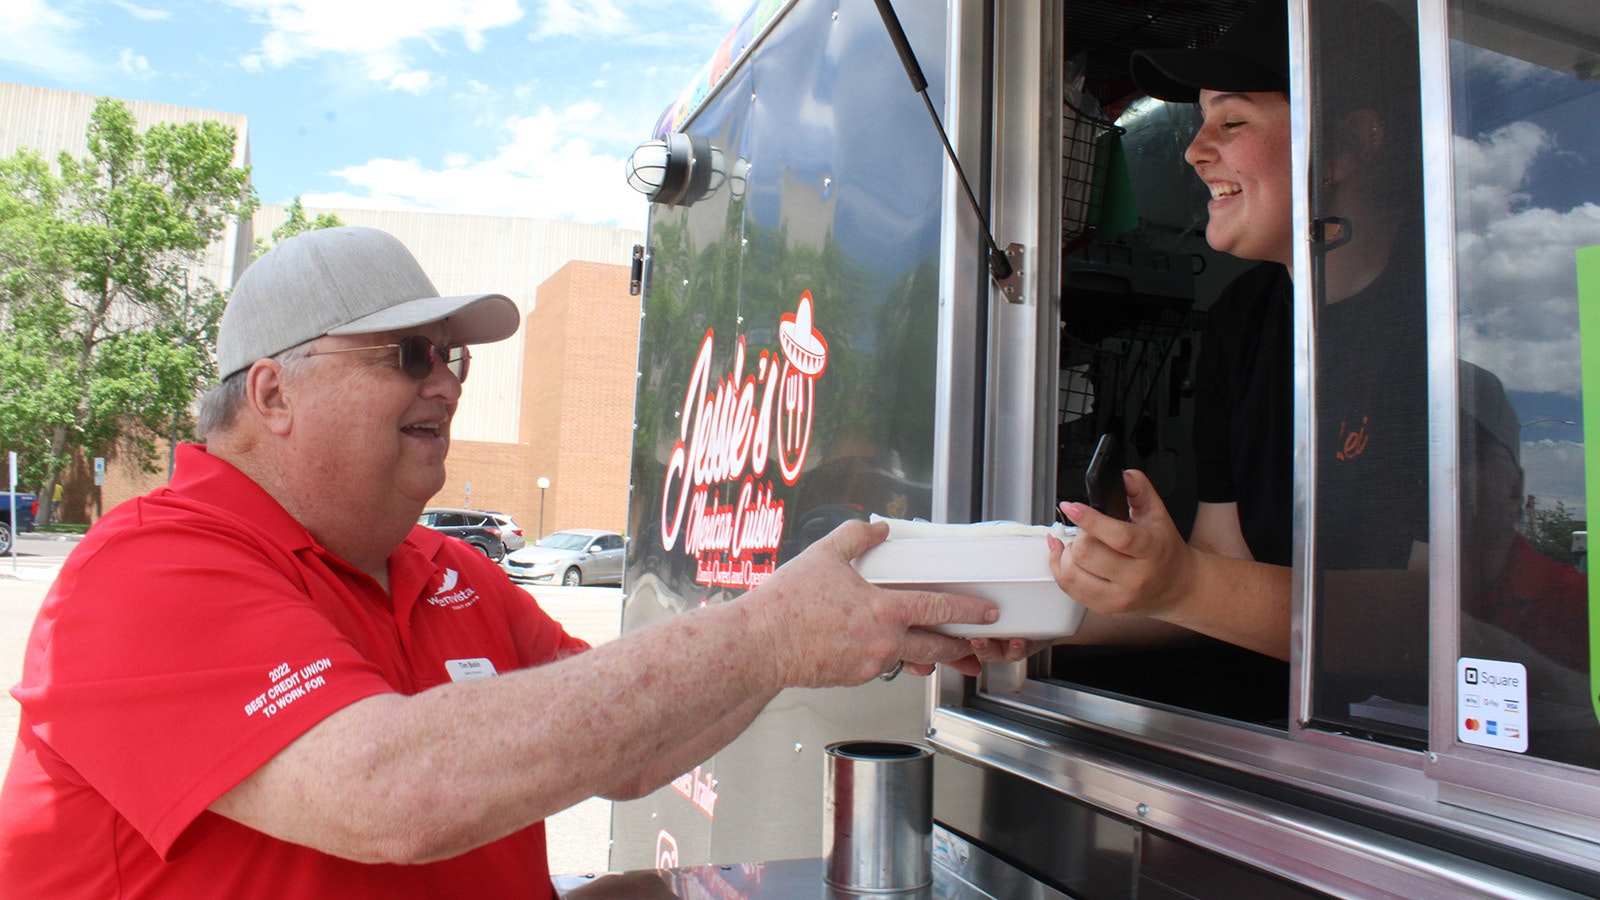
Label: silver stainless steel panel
xmin=986 ymin=0 xmax=1062 ymax=524
xmin=933 ymin=0 xmax=990 ymax=526
xmin=931 ymin=705 xmax=1599 ymax=897
xmin=1285 ymin=0 xmax=1317 ymax=743
xmin=1416 ymin=0 xmax=1469 ymax=781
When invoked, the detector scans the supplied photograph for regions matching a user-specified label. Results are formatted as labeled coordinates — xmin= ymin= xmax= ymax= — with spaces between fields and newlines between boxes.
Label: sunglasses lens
xmin=446 ymin=345 xmax=470 ymax=382
xmin=398 ymin=335 xmax=435 ymax=379
xmin=395 ymin=336 xmax=470 ymax=382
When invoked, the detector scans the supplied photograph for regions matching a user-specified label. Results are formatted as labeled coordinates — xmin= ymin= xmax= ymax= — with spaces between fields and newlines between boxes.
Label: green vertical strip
xmin=1576 ymin=243 xmax=1600 ymax=723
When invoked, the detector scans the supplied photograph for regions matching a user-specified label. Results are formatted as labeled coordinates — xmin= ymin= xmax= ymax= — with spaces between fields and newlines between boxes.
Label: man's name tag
xmin=445 ymin=658 xmax=499 ymax=683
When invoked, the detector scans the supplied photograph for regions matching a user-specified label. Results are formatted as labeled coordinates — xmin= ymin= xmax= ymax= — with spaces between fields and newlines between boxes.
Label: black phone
xmin=1084 ymin=433 xmax=1129 ymax=521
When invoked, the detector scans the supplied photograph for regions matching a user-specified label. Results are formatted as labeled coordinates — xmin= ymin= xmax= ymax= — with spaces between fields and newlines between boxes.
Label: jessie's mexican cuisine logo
xmin=661 ymin=291 xmax=829 ymax=589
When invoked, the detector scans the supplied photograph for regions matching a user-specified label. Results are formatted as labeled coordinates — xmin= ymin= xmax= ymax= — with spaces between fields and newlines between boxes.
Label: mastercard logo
xmin=1464 ymin=718 xmax=1481 ymax=731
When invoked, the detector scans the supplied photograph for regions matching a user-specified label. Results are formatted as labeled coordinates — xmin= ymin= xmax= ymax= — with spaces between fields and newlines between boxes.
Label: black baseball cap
xmin=1131 ymin=0 xmax=1289 ymax=103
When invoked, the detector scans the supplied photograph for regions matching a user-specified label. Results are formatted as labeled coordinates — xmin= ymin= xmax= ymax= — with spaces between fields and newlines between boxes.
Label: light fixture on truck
xmin=625 ymin=133 xmax=726 ymax=207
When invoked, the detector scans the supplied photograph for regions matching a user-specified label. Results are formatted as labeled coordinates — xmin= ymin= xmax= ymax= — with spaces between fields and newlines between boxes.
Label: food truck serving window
xmin=1030 ymin=0 xmax=1444 ymax=739
xmin=946 ymin=0 xmax=1600 ymax=856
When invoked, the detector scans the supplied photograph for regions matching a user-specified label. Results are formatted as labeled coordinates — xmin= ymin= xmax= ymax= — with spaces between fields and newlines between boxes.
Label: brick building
xmin=439 ymin=259 xmax=642 ymax=538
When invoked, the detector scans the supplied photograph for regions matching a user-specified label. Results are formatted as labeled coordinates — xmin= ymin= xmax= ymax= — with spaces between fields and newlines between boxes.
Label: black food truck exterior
xmin=611 ymin=0 xmax=1600 ymax=895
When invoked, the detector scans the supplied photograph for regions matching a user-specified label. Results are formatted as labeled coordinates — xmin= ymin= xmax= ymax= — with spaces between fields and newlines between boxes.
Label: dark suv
xmin=417 ymin=508 xmax=524 ymax=561
xmin=0 ymin=491 xmax=36 ymax=555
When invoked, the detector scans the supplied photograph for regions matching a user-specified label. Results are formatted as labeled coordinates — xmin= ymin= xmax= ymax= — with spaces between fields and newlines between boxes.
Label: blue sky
xmin=1 ymin=0 xmax=752 ymax=231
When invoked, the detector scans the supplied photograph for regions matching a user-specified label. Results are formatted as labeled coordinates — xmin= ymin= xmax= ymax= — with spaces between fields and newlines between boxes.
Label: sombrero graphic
xmin=778 ymin=290 xmax=828 ymax=376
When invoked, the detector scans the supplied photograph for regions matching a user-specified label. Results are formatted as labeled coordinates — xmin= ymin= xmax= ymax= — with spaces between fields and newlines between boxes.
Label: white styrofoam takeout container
xmin=852 ymin=517 xmax=1085 ymax=639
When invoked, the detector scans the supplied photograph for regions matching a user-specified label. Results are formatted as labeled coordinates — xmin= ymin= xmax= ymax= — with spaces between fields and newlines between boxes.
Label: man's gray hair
xmin=197 ymin=343 xmax=315 ymax=440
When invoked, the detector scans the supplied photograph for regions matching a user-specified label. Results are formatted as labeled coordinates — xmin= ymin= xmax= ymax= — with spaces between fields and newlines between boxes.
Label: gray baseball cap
xmin=1461 ymin=360 xmax=1520 ymax=466
xmin=216 ymin=225 xmax=521 ymax=380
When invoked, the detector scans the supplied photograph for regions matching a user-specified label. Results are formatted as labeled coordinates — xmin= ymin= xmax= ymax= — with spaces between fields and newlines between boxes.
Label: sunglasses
xmin=307 ymin=335 xmax=471 ymax=382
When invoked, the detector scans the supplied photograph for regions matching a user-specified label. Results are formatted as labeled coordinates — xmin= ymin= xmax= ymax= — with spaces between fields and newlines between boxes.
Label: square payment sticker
xmin=1458 ymin=657 xmax=1528 ymax=753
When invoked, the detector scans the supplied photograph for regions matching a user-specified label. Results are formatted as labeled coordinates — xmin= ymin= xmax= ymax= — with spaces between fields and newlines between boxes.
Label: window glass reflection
xmin=1450 ymin=0 xmax=1600 ymax=768
xmin=1306 ymin=0 xmax=1431 ymax=745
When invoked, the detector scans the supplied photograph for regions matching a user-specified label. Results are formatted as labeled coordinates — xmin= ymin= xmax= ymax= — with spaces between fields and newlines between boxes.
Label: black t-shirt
xmin=1192 ymin=262 xmax=1294 ymax=566
xmin=1314 ymin=266 xmax=1431 ymax=570
xmin=1190 ymin=261 xmax=1429 ymax=570
xmin=1190 ymin=256 xmax=1431 ymax=725
xmin=1060 ymin=262 xmax=1296 ymax=726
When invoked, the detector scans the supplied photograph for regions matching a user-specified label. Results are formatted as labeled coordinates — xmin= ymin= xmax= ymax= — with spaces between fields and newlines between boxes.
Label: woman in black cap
xmin=1018 ymin=0 xmax=1428 ymax=677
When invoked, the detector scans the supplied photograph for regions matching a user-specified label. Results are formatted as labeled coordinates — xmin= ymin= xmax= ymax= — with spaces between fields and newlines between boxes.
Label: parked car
xmin=501 ymin=528 xmax=625 ymax=586
xmin=486 ymin=513 xmax=526 ymax=553
xmin=0 ymin=492 xmax=37 ymax=555
xmin=417 ymin=508 xmax=524 ymax=560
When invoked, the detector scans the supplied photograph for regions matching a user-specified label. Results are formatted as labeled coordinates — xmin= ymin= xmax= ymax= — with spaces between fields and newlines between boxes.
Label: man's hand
xmin=1048 ymin=469 xmax=1201 ymax=625
xmin=748 ymin=519 xmax=998 ymax=688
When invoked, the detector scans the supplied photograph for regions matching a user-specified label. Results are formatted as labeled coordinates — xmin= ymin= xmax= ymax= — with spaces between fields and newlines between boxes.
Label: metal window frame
xmin=1416 ymin=0 xmax=1600 ymax=828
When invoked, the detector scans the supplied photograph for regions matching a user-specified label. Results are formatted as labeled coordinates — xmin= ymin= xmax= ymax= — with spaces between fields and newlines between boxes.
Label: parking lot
xmin=0 ymin=536 xmax=623 ymax=877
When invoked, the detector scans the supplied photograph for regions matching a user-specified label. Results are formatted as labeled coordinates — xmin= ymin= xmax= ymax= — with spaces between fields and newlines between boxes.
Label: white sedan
xmin=501 ymin=528 xmax=625 ymax=586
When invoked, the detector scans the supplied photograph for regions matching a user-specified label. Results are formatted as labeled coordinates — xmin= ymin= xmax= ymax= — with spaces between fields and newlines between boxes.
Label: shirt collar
xmin=171 ymin=443 xmax=318 ymax=551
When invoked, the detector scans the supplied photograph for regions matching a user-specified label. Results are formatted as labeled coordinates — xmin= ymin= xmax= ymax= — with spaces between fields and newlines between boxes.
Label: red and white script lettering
xmin=659 ymin=292 xmax=830 ymax=587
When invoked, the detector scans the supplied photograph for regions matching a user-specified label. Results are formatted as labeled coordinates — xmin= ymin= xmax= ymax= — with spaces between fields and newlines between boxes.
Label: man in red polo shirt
xmin=0 ymin=226 xmax=996 ymax=898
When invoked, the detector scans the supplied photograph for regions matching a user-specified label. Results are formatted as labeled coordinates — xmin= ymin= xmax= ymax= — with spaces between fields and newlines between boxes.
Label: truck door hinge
xmin=997 ymin=243 xmax=1025 ymax=303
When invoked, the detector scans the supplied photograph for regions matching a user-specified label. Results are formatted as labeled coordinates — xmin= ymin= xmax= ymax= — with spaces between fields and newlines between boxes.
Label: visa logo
xmin=1503 ymin=699 xmax=1520 ymax=712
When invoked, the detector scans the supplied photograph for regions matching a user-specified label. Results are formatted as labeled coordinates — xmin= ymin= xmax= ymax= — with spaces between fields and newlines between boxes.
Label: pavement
xmin=0 ymin=533 xmax=622 ymax=877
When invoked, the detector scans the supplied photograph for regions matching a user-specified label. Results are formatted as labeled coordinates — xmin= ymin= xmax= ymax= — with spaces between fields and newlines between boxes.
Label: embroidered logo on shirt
xmin=428 ymin=567 xmax=479 ymax=610
xmin=1336 ymin=416 xmax=1370 ymax=461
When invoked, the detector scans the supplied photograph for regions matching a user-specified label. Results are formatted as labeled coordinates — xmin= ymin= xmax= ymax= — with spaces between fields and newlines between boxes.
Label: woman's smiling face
xmin=1185 ymin=89 xmax=1295 ymax=268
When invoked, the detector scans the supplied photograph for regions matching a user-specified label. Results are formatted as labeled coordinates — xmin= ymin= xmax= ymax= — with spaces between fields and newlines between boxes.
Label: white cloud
xmin=1453 ymin=124 xmax=1600 ymax=397
xmin=531 ymin=0 xmax=626 ymax=38
xmin=299 ymin=102 xmax=648 ymax=229
xmin=1453 ymin=122 xmax=1551 ymax=226
xmin=0 ymin=0 xmax=97 ymax=78
xmin=1520 ymin=439 xmax=1586 ymax=515
xmin=110 ymin=0 xmax=173 ymax=21
xmin=386 ymin=69 xmax=433 ymax=93
xmin=228 ymin=0 xmax=521 ymax=90
xmin=704 ymin=0 xmax=750 ymax=23
xmin=118 ymin=48 xmax=154 ymax=80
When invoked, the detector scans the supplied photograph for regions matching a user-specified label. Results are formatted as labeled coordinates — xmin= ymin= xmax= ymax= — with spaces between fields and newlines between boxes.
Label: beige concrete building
xmin=1 ymin=81 xmax=645 ymax=539
xmin=250 ymin=205 xmax=641 ymax=448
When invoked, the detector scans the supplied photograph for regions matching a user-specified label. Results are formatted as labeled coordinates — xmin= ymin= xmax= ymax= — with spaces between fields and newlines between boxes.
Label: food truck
xmin=589 ymin=0 xmax=1600 ymax=894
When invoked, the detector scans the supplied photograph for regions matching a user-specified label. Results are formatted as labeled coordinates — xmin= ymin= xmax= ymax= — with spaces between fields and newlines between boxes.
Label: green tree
xmin=253 ymin=196 xmax=343 ymax=258
xmin=0 ymin=97 xmax=257 ymax=522
xmin=1523 ymin=496 xmax=1587 ymax=568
